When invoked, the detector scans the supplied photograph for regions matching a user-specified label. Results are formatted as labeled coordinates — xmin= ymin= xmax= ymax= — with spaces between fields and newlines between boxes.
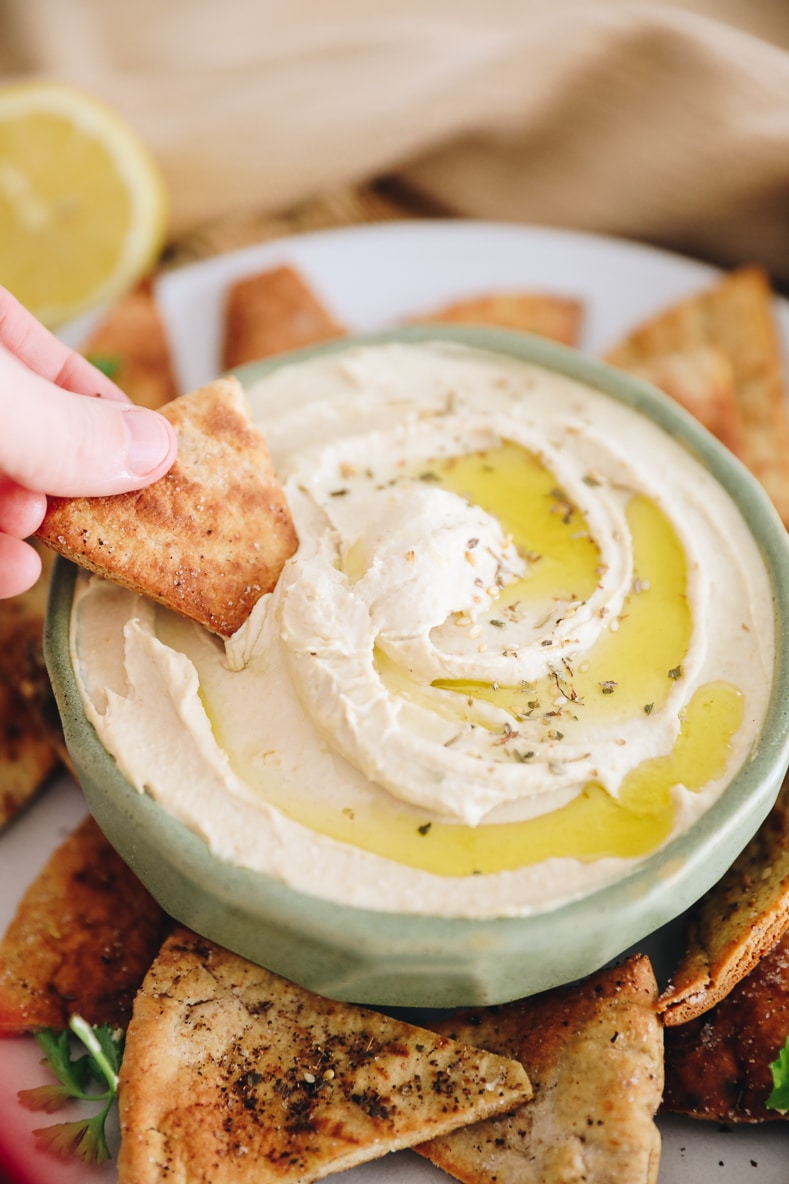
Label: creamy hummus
xmin=71 ymin=342 xmax=776 ymax=917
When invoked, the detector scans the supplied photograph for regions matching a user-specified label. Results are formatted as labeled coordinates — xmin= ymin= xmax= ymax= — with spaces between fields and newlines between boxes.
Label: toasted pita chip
xmin=117 ymin=927 xmax=531 ymax=1184
xmin=659 ymin=771 xmax=789 ymax=1026
xmin=409 ymin=292 xmax=583 ymax=346
xmin=616 ymin=345 xmax=745 ymax=457
xmin=0 ymin=814 xmax=169 ymax=1032
xmin=0 ymin=546 xmax=63 ymax=828
xmin=415 ymin=955 xmax=663 ymax=1184
xmin=662 ymin=930 xmax=789 ymax=1123
xmin=605 ymin=267 xmax=789 ymax=523
xmin=222 ymin=265 xmax=346 ymax=369
xmin=0 ymin=681 xmax=58 ymax=830
xmin=81 ymin=276 xmax=178 ymax=409
xmin=36 ymin=376 xmax=298 ymax=638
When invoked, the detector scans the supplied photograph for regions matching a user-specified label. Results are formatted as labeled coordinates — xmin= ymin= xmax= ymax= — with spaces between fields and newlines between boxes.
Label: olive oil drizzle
xmin=167 ymin=440 xmax=745 ymax=878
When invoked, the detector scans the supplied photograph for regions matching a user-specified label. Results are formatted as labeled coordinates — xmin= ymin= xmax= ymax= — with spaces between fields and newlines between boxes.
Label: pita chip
xmin=36 ymin=376 xmax=298 ymax=638
xmin=0 ymin=814 xmax=169 ymax=1032
xmin=415 ymin=954 xmax=663 ymax=1184
xmin=615 ymin=344 xmax=745 ymax=458
xmin=81 ymin=276 xmax=178 ymax=409
xmin=0 ymin=681 xmax=59 ymax=831
xmin=0 ymin=545 xmax=62 ymax=828
xmin=117 ymin=927 xmax=531 ymax=1184
xmin=222 ymin=265 xmax=345 ymax=369
xmin=659 ymin=770 xmax=789 ymax=1026
xmin=605 ymin=266 xmax=789 ymax=523
xmin=410 ymin=291 xmax=583 ymax=346
xmin=663 ymin=930 xmax=789 ymax=1123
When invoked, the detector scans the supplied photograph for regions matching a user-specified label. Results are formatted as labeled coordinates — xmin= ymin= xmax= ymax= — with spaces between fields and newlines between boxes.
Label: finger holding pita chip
xmin=117 ymin=927 xmax=531 ymax=1184
xmin=415 ymin=954 xmax=663 ymax=1184
xmin=36 ymin=376 xmax=298 ymax=638
xmin=659 ymin=770 xmax=789 ymax=1026
xmin=0 ymin=814 xmax=170 ymax=1032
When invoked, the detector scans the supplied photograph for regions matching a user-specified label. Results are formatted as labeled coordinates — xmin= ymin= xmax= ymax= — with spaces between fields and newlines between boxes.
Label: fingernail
xmin=123 ymin=408 xmax=173 ymax=477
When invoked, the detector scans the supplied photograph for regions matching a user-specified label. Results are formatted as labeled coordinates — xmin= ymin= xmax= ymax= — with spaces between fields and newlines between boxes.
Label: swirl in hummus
xmin=71 ymin=342 xmax=776 ymax=918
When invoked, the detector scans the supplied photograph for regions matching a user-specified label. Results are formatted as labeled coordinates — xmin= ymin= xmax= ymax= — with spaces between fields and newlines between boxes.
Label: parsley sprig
xmin=18 ymin=1015 xmax=124 ymax=1165
xmin=767 ymin=1034 xmax=789 ymax=1114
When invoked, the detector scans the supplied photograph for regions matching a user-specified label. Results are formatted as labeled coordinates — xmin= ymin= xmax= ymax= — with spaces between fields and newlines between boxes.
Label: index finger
xmin=0 ymin=285 xmax=128 ymax=403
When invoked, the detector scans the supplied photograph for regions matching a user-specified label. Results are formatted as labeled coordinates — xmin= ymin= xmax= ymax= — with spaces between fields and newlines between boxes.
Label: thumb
xmin=0 ymin=345 xmax=176 ymax=497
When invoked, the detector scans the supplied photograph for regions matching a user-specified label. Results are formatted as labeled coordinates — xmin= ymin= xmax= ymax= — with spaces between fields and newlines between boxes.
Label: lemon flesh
xmin=0 ymin=82 xmax=167 ymax=327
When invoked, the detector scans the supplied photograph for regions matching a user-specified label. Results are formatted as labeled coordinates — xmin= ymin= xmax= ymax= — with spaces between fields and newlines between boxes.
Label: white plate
xmin=3 ymin=222 xmax=787 ymax=1183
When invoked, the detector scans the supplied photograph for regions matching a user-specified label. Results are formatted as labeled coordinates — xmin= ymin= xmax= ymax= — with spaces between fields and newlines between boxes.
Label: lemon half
xmin=0 ymin=81 xmax=167 ymax=327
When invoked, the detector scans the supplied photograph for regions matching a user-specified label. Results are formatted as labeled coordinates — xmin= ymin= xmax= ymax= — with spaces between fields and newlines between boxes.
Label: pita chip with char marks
xmin=0 ymin=813 xmax=170 ymax=1033
xmin=36 ymin=376 xmax=298 ymax=639
xmin=659 ymin=769 xmax=789 ymax=1026
xmin=0 ymin=542 xmax=62 ymax=828
xmin=662 ymin=929 xmax=789 ymax=1124
xmin=117 ymin=927 xmax=531 ymax=1184
xmin=414 ymin=954 xmax=663 ymax=1184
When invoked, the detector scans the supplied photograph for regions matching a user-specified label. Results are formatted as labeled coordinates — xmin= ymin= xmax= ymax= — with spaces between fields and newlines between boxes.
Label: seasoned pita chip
xmin=659 ymin=770 xmax=789 ymax=1026
xmin=36 ymin=376 xmax=298 ymax=638
xmin=615 ymin=345 xmax=745 ymax=457
xmin=0 ymin=681 xmax=59 ymax=830
xmin=410 ymin=291 xmax=583 ymax=346
xmin=222 ymin=265 xmax=345 ymax=369
xmin=0 ymin=545 xmax=63 ymax=827
xmin=81 ymin=276 xmax=178 ymax=409
xmin=663 ymin=930 xmax=789 ymax=1123
xmin=605 ymin=267 xmax=789 ymax=523
xmin=0 ymin=814 xmax=169 ymax=1032
xmin=117 ymin=927 xmax=531 ymax=1184
xmin=416 ymin=955 xmax=663 ymax=1184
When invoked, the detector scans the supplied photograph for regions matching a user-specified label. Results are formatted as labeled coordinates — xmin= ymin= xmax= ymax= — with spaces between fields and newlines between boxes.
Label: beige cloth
xmin=3 ymin=1 xmax=789 ymax=282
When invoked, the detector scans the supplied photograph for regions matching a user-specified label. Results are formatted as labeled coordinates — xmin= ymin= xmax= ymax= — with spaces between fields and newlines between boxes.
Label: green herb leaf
xmin=85 ymin=353 xmax=122 ymax=379
xmin=20 ymin=1016 xmax=124 ymax=1164
xmin=33 ymin=1112 xmax=113 ymax=1166
xmin=767 ymin=1035 xmax=789 ymax=1113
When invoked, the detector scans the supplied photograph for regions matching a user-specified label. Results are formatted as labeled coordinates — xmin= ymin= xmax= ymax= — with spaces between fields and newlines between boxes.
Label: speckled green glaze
xmin=44 ymin=327 xmax=789 ymax=1007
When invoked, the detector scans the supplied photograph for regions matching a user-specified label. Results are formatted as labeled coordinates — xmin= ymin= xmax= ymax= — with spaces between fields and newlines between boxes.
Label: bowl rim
xmin=45 ymin=326 xmax=789 ymax=956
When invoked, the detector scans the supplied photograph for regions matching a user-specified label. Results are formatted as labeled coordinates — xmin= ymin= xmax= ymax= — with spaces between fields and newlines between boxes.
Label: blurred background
xmin=2 ymin=0 xmax=789 ymax=291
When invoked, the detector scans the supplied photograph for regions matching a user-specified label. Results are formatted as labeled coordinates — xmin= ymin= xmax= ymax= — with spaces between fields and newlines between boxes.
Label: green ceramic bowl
xmin=44 ymin=327 xmax=789 ymax=1008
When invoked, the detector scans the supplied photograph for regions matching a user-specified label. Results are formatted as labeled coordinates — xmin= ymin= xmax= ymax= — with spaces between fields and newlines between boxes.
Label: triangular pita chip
xmin=36 ymin=376 xmax=298 ymax=637
xmin=415 ymin=954 xmax=663 ymax=1184
xmin=659 ymin=769 xmax=789 ymax=1025
xmin=0 ymin=814 xmax=169 ymax=1032
xmin=662 ymin=929 xmax=789 ymax=1123
xmin=81 ymin=275 xmax=178 ymax=410
xmin=605 ymin=266 xmax=789 ymax=523
xmin=0 ymin=680 xmax=58 ymax=831
xmin=0 ymin=546 xmax=62 ymax=828
xmin=410 ymin=291 xmax=583 ymax=346
xmin=616 ymin=344 xmax=745 ymax=457
xmin=117 ymin=927 xmax=531 ymax=1184
xmin=222 ymin=265 xmax=345 ymax=370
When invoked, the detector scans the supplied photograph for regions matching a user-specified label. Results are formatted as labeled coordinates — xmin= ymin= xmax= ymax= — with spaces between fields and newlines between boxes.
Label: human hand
xmin=0 ymin=286 xmax=177 ymax=598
